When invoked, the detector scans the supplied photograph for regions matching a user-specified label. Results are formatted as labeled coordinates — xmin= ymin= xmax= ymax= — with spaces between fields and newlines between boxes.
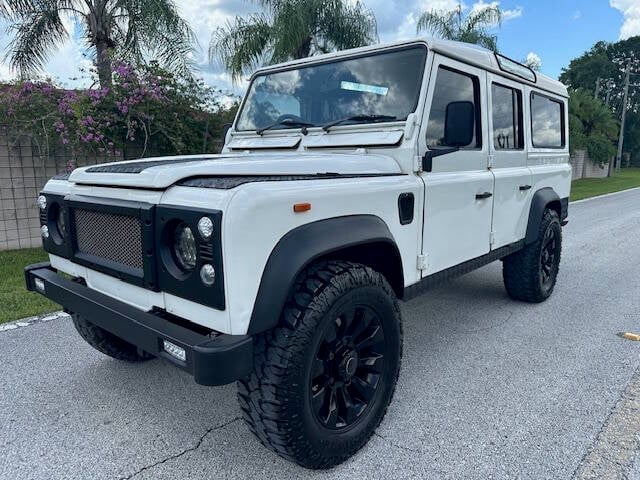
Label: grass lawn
xmin=571 ymin=168 xmax=640 ymax=201
xmin=0 ymin=248 xmax=58 ymax=324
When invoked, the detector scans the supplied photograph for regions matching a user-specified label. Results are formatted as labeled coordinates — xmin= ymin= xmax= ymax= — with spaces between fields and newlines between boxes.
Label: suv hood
xmin=68 ymin=152 xmax=402 ymax=189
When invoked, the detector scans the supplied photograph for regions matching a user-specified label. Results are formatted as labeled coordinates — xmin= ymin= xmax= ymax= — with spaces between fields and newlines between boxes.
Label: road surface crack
xmin=375 ymin=432 xmax=421 ymax=453
xmin=118 ymin=416 xmax=241 ymax=480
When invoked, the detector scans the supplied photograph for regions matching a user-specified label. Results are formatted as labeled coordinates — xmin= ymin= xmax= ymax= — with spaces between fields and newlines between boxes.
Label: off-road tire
xmin=71 ymin=314 xmax=154 ymax=362
xmin=503 ymin=209 xmax=562 ymax=303
xmin=237 ymin=261 xmax=403 ymax=469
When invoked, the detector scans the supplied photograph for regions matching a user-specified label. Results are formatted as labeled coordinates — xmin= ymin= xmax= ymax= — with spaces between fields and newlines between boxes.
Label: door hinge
xmin=417 ymin=254 xmax=427 ymax=271
xmin=490 ymin=231 xmax=496 ymax=246
xmin=488 ymin=154 xmax=495 ymax=169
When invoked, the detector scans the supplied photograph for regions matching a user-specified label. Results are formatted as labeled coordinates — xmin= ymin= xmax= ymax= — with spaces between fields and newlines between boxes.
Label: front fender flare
xmin=247 ymin=215 xmax=400 ymax=335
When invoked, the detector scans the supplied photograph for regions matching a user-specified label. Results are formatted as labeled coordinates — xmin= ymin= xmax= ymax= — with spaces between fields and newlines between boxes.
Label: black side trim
xmin=248 ymin=215 xmax=401 ymax=335
xmin=404 ymin=241 xmax=524 ymax=300
xmin=525 ymin=188 xmax=561 ymax=244
xmin=25 ymin=264 xmax=251 ymax=386
xmin=85 ymin=157 xmax=217 ymax=174
xmin=178 ymin=173 xmax=406 ymax=190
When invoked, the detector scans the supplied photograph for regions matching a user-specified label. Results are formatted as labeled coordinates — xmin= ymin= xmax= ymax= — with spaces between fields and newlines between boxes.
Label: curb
xmin=0 ymin=311 xmax=68 ymax=333
xmin=571 ymin=186 xmax=640 ymax=205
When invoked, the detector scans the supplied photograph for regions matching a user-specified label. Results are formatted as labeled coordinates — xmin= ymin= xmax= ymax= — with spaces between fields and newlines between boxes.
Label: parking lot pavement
xmin=1 ymin=188 xmax=640 ymax=480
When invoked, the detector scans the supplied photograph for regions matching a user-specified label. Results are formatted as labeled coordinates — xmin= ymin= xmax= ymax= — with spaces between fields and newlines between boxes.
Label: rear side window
xmin=530 ymin=93 xmax=565 ymax=148
xmin=426 ymin=66 xmax=481 ymax=148
xmin=491 ymin=83 xmax=523 ymax=150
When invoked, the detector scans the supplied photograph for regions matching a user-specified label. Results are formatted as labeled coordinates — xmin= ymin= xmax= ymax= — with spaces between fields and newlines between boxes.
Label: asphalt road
xmin=1 ymin=188 xmax=640 ymax=480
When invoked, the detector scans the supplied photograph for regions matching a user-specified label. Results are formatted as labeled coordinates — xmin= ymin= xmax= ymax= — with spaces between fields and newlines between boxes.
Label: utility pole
xmin=615 ymin=60 xmax=631 ymax=172
xmin=595 ymin=77 xmax=601 ymax=99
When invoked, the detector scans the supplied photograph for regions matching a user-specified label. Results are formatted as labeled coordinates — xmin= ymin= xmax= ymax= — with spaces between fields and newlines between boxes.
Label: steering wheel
xmin=276 ymin=114 xmax=306 ymax=124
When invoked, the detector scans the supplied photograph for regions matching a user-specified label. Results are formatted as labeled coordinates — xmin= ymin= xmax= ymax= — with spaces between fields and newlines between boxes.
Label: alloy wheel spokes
xmin=310 ymin=304 xmax=385 ymax=429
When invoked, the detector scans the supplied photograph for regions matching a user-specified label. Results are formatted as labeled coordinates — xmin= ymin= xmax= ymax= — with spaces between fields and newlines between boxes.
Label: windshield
xmin=236 ymin=46 xmax=427 ymax=132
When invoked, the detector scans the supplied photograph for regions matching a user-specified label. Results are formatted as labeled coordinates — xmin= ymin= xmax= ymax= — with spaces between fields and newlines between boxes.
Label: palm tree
xmin=1 ymin=0 xmax=195 ymax=87
xmin=210 ymin=0 xmax=378 ymax=83
xmin=416 ymin=3 xmax=502 ymax=52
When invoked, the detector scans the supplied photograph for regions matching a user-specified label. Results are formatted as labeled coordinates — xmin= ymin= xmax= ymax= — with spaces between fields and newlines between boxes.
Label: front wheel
xmin=237 ymin=261 xmax=403 ymax=469
xmin=503 ymin=209 xmax=562 ymax=302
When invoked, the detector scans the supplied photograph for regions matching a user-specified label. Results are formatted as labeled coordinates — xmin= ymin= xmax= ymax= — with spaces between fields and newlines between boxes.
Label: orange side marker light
xmin=293 ymin=202 xmax=311 ymax=213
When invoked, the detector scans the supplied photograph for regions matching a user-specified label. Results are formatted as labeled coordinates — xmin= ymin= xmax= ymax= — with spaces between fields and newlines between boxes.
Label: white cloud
xmin=571 ymin=10 xmax=582 ymax=20
xmin=610 ymin=0 xmax=640 ymax=39
xmin=470 ymin=1 xmax=523 ymax=21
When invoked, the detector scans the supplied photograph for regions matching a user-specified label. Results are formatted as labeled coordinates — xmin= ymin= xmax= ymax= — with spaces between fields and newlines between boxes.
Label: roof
xmin=252 ymin=37 xmax=568 ymax=98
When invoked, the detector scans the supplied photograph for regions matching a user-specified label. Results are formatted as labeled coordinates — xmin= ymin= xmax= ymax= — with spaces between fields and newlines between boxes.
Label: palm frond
xmin=465 ymin=5 xmax=502 ymax=31
xmin=321 ymin=0 xmax=377 ymax=52
xmin=416 ymin=9 xmax=455 ymax=38
xmin=209 ymin=14 xmax=272 ymax=83
xmin=5 ymin=0 xmax=69 ymax=76
xmin=114 ymin=0 xmax=197 ymax=78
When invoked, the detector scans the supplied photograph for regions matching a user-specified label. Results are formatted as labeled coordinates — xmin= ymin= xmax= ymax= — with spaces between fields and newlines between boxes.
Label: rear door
xmin=419 ymin=55 xmax=493 ymax=274
xmin=486 ymin=74 xmax=532 ymax=248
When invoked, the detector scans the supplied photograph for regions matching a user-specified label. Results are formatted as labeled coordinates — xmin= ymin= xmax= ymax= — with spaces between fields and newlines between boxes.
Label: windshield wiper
xmin=321 ymin=114 xmax=397 ymax=132
xmin=256 ymin=119 xmax=316 ymax=135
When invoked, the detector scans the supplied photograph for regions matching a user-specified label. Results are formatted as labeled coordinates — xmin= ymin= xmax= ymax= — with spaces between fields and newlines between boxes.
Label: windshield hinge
xmin=417 ymin=254 xmax=427 ymax=271
xmin=488 ymin=154 xmax=495 ymax=169
xmin=414 ymin=155 xmax=423 ymax=173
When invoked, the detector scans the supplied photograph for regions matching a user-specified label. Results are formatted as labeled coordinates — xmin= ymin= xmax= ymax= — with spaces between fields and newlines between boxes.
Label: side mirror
xmin=444 ymin=101 xmax=475 ymax=147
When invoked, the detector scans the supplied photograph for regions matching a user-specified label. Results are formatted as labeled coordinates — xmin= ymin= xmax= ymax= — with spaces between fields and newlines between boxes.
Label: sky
xmin=0 ymin=0 xmax=637 ymax=96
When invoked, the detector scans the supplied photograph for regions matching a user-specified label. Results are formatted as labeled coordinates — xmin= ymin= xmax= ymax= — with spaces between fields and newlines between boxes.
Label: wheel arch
xmin=525 ymin=187 xmax=561 ymax=244
xmin=247 ymin=215 xmax=404 ymax=335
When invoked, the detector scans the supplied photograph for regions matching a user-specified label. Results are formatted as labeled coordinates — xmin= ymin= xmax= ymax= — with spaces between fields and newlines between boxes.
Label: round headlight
xmin=200 ymin=264 xmax=216 ymax=285
xmin=37 ymin=195 xmax=47 ymax=211
xmin=197 ymin=217 xmax=214 ymax=240
xmin=173 ymin=224 xmax=197 ymax=271
xmin=41 ymin=225 xmax=49 ymax=239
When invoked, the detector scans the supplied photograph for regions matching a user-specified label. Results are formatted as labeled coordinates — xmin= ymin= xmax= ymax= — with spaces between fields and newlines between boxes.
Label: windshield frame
xmin=233 ymin=43 xmax=429 ymax=134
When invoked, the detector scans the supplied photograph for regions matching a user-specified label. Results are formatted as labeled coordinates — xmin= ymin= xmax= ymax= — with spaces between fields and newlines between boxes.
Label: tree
xmin=569 ymin=88 xmax=618 ymax=166
xmin=209 ymin=0 xmax=377 ymax=83
xmin=560 ymin=36 xmax=640 ymax=165
xmin=1 ymin=0 xmax=195 ymax=88
xmin=416 ymin=3 xmax=502 ymax=51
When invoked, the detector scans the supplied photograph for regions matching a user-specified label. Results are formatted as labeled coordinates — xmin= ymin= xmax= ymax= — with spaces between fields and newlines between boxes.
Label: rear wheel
xmin=237 ymin=261 xmax=402 ymax=469
xmin=72 ymin=314 xmax=153 ymax=362
xmin=503 ymin=209 xmax=562 ymax=302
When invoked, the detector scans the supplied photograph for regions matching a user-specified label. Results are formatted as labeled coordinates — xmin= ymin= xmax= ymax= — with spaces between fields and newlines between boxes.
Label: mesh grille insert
xmin=73 ymin=209 xmax=143 ymax=270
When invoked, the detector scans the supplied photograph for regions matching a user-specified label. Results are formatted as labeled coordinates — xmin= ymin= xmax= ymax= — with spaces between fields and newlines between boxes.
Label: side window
xmin=530 ymin=93 xmax=565 ymax=148
xmin=491 ymin=83 xmax=523 ymax=150
xmin=426 ymin=66 xmax=481 ymax=148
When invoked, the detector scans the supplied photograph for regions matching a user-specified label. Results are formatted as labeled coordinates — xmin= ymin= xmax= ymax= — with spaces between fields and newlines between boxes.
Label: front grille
xmin=73 ymin=209 xmax=144 ymax=270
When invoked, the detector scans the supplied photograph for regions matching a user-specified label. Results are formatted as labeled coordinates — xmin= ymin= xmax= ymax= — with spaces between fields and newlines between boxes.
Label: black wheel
xmin=237 ymin=261 xmax=402 ymax=469
xmin=503 ymin=209 xmax=562 ymax=303
xmin=71 ymin=314 xmax=154 ymax=362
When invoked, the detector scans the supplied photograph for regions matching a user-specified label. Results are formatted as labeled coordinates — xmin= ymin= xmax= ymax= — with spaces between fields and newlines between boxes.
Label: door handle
xmin=519 ymin=185 xmax=532 ymax=191
xmin=475 ymin=192 xmax=493 ymax=200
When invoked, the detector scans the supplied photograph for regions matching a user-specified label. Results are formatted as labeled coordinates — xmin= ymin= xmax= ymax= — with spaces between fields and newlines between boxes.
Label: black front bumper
xmin=25 ymin=263 xmax=253 ymax=386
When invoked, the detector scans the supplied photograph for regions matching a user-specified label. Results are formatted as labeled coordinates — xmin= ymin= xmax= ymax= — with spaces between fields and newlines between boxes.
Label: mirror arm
xmin=421 ymin=146 xmax=460 ymax=172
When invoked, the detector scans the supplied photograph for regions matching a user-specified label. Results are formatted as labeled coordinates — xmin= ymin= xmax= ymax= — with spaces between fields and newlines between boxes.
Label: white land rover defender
xmin=26 ymin=38 xmax=570 ymax=468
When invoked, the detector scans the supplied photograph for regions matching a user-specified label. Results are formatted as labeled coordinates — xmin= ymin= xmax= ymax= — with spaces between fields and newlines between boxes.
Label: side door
xmin=486 ymin=74 xmax=532 ymax=249
xmin=419 ymin=56 xmax=493 ymax=274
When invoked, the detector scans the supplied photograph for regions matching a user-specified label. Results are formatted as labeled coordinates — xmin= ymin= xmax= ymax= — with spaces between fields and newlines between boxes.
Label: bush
xmin=0 ymin=63 xmax=238 ymax=167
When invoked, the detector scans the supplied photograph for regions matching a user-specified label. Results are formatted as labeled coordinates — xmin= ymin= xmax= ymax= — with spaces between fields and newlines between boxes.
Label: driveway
xmin=1 ymin=188 xmax=640 ymax=479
